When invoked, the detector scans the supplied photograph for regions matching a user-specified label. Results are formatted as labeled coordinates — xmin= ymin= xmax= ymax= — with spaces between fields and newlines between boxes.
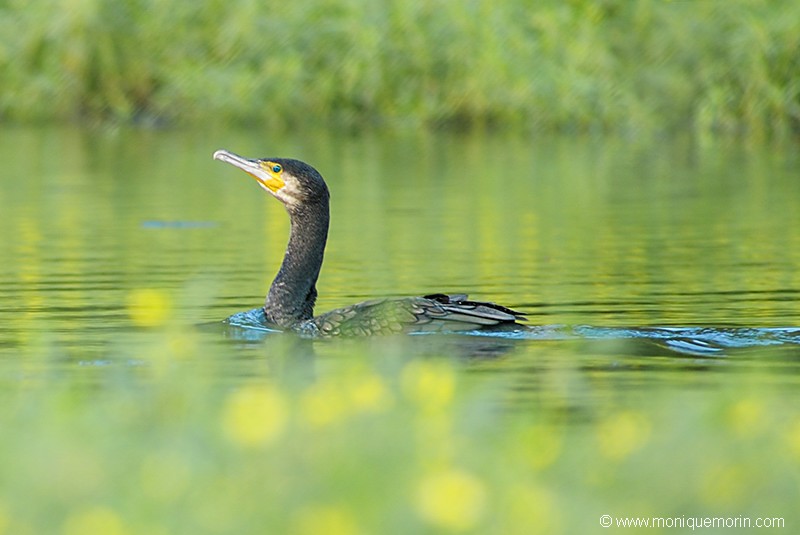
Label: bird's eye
xmin=272 ymin=164 xmax=282 ymax=173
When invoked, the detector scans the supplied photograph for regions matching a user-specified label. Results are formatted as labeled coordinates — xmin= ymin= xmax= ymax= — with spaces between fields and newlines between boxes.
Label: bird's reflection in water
xmin=209 ymin=319 xmax=800 ymax=423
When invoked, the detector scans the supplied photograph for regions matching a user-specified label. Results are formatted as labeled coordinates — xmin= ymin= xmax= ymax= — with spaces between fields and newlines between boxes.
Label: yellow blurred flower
xmin=726 ymin=398 xmax=765 ymax=437
xmin=415 ymin=468 xmax=487 ymax=532
xmin=596 ymin=410 xmax=651 ymax=461
xmin=348 ymin=374 xmax=394 ymax=413
xmin=301 ymin=380 xmax=349 ymax=428
xmin=517 ymin=425 xmax=563 ymax=470
xmin=785 ymin=418 xmax=800 ymax=459
xmin=127 ymin=289 xmax=171 ymax=327
xmin=292 ymin=505 xmax=360 ymax=535
xmin=699 ymin=463 xmax=745 ymax=506
xmin=401 ymin=361 xmax=456 ymax=412
xmin=62 ymin=507 xmax=128 ymax=535
xmin=221 ymin=384 xmax=288 ymax=447
xmin=506 ymin=484 xmax=560 ymax=535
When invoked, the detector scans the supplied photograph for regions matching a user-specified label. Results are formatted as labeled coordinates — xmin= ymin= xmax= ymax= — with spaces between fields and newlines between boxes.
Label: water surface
xmin=2 ymin=127 xmax=800 ymax=401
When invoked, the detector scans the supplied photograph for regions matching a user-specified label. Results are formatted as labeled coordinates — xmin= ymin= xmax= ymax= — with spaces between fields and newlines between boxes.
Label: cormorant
xmin=213 ymin=149 xmax=525 ymax=336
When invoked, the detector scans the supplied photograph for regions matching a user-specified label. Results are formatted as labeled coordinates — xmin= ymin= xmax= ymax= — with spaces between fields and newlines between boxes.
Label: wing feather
xmin=309 ymin=294 xmax=524 ymax=336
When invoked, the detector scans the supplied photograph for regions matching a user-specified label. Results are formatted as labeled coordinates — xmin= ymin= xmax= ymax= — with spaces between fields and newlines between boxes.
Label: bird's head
xmin=213 ymin=149 xmax=329 ymax=208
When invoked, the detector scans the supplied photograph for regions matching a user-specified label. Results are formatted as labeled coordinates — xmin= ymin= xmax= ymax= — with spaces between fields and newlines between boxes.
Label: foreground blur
xmin=1 ymin=323 xmax=799 ymax=534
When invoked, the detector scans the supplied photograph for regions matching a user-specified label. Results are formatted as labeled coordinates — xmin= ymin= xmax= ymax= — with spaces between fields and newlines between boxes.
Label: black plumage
xmin=213 ymin=150 xmax=525 ymax=336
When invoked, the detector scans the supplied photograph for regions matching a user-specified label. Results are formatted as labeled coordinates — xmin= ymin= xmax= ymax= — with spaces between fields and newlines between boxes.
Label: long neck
xmin=264 ymin=200 xmax=329 ymax=327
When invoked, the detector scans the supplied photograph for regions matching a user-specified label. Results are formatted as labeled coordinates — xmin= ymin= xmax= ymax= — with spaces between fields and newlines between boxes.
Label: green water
xmin=3 ymin=127 xmax=800 ymax=341
xmin=1 ymin=127 xmax=799 ymax=532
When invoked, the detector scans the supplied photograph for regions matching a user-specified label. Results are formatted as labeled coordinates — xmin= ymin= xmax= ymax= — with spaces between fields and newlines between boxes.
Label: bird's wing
xmin=311 ymin=294 xmax=525 ymax=336
xmin=421 ymin=293 xmax=525 ymax=323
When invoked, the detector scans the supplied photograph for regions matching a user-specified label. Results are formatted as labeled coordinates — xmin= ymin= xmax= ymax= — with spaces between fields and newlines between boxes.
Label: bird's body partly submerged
xmin=213 ymin=150 xmax=525 ymax=337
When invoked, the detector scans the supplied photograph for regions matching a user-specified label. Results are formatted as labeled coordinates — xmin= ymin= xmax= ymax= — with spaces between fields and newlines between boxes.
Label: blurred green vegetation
xmin=1 ymin=326 xmax=798 ymax=534
xmin=0 ymin=0 xmax=798 ymax=135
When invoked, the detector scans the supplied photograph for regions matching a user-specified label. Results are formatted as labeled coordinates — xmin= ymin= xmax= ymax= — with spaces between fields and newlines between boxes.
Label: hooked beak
xmin=213 ymin=149 xmax=284 ymax=194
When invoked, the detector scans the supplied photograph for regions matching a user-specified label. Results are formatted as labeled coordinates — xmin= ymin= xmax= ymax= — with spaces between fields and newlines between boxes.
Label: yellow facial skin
xmin=255 ymin=161 xmax=285 ymax=193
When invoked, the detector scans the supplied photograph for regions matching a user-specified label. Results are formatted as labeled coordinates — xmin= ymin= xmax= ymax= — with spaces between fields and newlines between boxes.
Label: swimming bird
xmin=213 ymin=149 xmax=525 ymax=336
